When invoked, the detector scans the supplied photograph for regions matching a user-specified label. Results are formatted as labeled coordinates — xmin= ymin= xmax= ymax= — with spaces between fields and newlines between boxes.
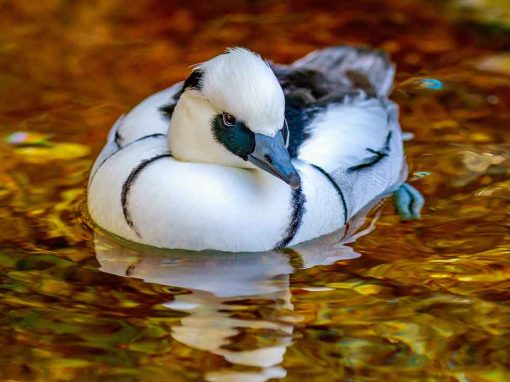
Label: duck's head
xmin=169 ymin=48 xmax=300 ymax=189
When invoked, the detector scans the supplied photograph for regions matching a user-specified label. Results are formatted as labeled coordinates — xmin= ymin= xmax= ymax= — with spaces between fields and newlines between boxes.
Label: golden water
xmin=1 ymin=1 xmax=510 ymax=381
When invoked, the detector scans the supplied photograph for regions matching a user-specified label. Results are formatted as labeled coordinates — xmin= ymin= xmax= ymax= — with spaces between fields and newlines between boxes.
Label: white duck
xmin=88 ymin=46 xmax=422 ymax=252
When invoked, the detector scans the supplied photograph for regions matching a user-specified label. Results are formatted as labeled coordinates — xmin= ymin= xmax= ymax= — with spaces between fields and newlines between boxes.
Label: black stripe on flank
xmin=348 ymin=150 xmax=386 ymax=171
xmin=348 ymin=131 xmax=392 ymax=172
xmin=114 ymin=129 xmax=124 ymax=149
xmin=89 ymin=134 xmax=166 ymax=188
xmin=121 ymin=153 xmax=172 ymax=237
xmin=311 ymin=164 xmax=348 ymax=225
xmin=274 ymin=186 xmax=306 ymax=250
xmin=383 ymin=130 xmax=392 ymax=149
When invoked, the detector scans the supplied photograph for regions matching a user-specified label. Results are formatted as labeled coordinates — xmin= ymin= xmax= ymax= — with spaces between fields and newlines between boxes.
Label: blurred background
xmin=1 ymin=1 xmax=510 ymax=381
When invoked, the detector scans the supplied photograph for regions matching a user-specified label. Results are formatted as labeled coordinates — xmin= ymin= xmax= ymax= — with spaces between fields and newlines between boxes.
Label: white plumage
xmin=88 ymin=46 xmax=407 ymax=252
xmin=199 ymin=47 xmax=285 ymax=136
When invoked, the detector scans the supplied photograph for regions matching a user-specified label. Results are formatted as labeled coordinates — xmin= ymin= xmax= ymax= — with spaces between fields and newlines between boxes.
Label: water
xmin=1 ymin=1 xmax=510 ymax=381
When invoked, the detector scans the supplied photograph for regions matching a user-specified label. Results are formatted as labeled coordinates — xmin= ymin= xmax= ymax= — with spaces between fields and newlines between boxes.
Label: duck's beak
xmin=248 ymin=132 xmax=301 ymax=189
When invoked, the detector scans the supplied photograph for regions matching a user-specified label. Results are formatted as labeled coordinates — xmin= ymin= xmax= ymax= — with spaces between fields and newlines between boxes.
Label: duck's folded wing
xmin=289 ymin=45 xmax=395 ymax=98
xmin=298 ymin=97 xmax=400 ymax=170
xmin=272 ymin=45 xmax=395 ymax=101
xmin=272 ymin=45 xmax=400 ymax=169
xmin=298 ymin=97 xmax=406 ymax=222
xmin=273 ymin=46 xmax=406 ymax=218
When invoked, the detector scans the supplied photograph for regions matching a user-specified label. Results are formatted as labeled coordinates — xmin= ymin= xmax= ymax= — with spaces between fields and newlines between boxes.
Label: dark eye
xmin=282 ymin=119 xmax=289 ymax=147
xmin=212 ymin=114 xmax=255 ymax=160
xmin=222 ymin=112 xmax=236 ymax=127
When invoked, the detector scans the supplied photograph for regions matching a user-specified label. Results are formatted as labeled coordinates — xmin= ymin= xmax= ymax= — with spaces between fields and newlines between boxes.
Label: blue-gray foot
xmin=393 ymin=183 xmax=424 ymax=221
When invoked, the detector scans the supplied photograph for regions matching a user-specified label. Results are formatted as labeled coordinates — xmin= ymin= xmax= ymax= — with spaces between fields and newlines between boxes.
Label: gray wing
xmin=270 ymin=46 xmax=397 ymax=161
xmin=272 ymin=46 xmax=406 ymax=221
xmin=271 ymin=45 xmax=395 ymax=104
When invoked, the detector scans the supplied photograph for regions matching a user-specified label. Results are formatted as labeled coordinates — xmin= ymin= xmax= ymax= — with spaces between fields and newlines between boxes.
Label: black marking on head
xmin=159 ymin=70 xmax=203 ymax=121
xmin=311 ymin=164 xmax=348 ymax=225
xmin=274 ymin=185 xmax=306 ymax=250
xmin=348 ymin=131 xmax=392 ymax=172
xmin=121 ymin=152 xmax=172 ymax=237
xmin=211 ymin=114 xmax=255 ymax=160
xmin=183 ymin=69 xmax=203 ymax=91
xmin=89 ymin=134 xmax=166 ymax=189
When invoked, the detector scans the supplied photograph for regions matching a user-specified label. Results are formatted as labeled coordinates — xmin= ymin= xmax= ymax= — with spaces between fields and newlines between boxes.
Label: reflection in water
xmin=95 ymin=205 xmax=380 ymax=381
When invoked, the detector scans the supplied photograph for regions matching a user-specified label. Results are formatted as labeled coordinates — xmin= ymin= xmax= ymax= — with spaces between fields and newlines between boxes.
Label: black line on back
xmin=285 ymin=100 xmax=321 ymax=158
xmin=159 ymin=88 xmax=183 ymax=121
xmin=159 ymin=103 xmax=178 ymax=121
xmin=348 ymin=131 xmax=392 ymax=172
xmin=274 ymin=186 xmax=306 ymax=249
xmin=121 ymin=153 xmax=172 ymax=237
xmin=310 ymin=164 xmax=348 ymax=225
xmin=89 ymin=134 xmax=166 ymax=188
xmin=273 ymin=65 xmax=366 ymax=160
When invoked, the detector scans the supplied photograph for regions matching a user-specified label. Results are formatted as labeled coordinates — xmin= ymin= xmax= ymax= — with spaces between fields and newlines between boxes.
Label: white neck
xmin=168 ymin=90 xmax=249 ymax=168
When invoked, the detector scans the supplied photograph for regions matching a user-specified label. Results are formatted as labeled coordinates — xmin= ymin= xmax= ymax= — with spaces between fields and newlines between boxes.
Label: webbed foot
xmin=393 ymin=183 xmax=424 ymax=221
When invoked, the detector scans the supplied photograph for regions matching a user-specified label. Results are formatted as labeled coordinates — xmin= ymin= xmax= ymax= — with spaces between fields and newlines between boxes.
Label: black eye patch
xmin=211 ymin=114 xmax=255 ymax=160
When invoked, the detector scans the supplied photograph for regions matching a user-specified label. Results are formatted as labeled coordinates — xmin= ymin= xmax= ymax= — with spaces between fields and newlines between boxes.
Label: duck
xmin=87 ymin=46 xmax=423 ymax=252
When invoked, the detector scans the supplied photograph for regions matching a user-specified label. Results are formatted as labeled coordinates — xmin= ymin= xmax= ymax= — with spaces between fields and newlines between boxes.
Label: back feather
xmin=270 ymin=46 xmax=396 ymax=160
xmin=289 ymin=46 xmax=395 ymax=98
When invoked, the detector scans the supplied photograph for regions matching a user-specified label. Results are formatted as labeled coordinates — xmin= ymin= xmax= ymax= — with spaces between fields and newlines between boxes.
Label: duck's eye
xmin=222 ymin=112 xmax=236 ymax=127
xmin=282 ymin=119 xmax=289 ymax=147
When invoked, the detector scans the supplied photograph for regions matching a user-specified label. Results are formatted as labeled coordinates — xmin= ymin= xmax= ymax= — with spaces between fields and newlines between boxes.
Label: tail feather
xmin=290 ymin=46 xmax=395 ymax=97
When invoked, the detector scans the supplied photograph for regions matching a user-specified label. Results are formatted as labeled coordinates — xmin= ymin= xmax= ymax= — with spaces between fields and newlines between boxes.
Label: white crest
xmin=197 ymin=47 xmax=285 ymax=136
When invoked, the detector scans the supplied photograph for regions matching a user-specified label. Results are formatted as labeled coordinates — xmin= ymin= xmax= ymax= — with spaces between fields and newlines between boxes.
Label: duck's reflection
xmin=94 ymin=204 xmax=380 ymax=382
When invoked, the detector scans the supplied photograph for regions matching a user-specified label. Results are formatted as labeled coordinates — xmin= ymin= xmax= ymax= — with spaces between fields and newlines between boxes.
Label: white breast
xmin=89 ymin=136 xmax=296 ymax=251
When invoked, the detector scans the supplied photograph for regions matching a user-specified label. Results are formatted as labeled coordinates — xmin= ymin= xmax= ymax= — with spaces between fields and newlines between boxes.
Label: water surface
xmin=1 ymin=1 xmax=510 ymax=381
